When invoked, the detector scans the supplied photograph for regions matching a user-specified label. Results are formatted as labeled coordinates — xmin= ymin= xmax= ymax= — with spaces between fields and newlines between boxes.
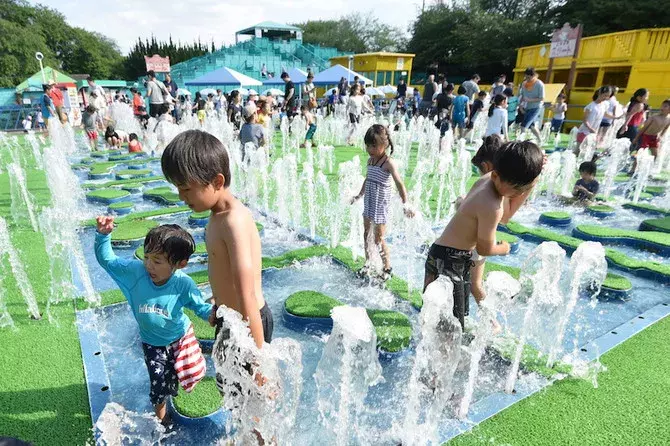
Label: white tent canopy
xmin=185 ymin=66 xmax=262 ymax=87
xmin=312 ymin=64 xmax=373 ymax=86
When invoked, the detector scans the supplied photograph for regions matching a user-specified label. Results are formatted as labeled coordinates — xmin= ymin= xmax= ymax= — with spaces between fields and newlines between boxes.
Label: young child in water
xmin=633 ymin=99 xmax=670 ymax=159
xmin=161 ymin=130 xmax=272 ymax=402
xmin=467 ymin=136 xmax=536 ymax=328
xmin=426 ymin=140 xmax=544 ymax=329
xmin=94 ymin=218 xmax=213 ymax=425
xmin=351 ymin=124 xmax=414 ymax=281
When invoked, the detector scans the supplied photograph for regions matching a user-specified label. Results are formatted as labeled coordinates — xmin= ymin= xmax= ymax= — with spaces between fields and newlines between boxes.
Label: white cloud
xmin=31 ymin=0 xmax=422 ymax=54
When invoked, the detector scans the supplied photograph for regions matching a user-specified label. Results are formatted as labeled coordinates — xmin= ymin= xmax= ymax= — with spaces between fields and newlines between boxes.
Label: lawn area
xmin=1 ymin=131 xmax=668 ymax=446
xmin=449 ymin=314 xmax=670 ymax=446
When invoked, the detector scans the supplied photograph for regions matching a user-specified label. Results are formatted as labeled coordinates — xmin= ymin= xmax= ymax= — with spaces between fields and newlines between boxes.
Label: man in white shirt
xmin=145 ymin=70 xmax=166 ymax=118
xmin=461 ymin=74 xmax=481 ymax=103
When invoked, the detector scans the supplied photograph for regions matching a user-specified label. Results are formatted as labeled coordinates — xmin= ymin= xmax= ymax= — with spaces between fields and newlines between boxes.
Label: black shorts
xmin=424 ymin=244 xmax=474 ymax=329
xmin=215 ymin=303 xmax=273 ymax=395
xmin=349 ymin=113 xmax=360 ymax=124
xmin=149 ymin=103 xmax=162 ymax=118
xmin=142 ymin=341 xmax=180 ymax=405
xmin=600 ymin=121 xmax=612 ymax=128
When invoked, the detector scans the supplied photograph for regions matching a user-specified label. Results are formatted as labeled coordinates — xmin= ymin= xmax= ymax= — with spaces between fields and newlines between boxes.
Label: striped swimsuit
xmin=363 ymin=155 xmax=393 ymax=224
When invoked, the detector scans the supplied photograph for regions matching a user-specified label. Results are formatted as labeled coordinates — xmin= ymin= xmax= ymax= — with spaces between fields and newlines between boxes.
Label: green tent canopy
xmin=15 ymin=67 xmax=76 ymax=92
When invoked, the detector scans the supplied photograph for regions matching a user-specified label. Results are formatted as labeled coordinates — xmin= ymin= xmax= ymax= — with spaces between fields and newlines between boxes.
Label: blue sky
xmin=31 ymin=0 xmax=422 ymax=54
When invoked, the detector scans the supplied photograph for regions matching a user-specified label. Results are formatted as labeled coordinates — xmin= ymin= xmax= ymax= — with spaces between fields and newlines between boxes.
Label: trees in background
xmin=406 ymin=0 xmax=670 ymax=83
xmin=295 ymin=13 xmax=407 ymax=54
xmin=122 ymin=36 xmax=211 ymax=80
xmin=0 ymin=0 xmax=124 ymax=87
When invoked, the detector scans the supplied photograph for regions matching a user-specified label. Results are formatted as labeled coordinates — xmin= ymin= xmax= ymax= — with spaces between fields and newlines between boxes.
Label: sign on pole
xmin=144 ymin=55 xmax=171 ymax=73
xmin=549 ymin=23 xmax=581 ymax=59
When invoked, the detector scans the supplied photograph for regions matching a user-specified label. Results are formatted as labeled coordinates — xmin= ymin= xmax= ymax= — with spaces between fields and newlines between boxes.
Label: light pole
xmin=35 ymin=52 xmax=45 ymax=83
xmin=348 ymin=55 xmax=354 ymax=85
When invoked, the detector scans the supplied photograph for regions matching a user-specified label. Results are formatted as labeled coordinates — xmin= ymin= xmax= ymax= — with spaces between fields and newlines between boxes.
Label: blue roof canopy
xmin=184 ymin=67 xmax=262 ymax=87
xmin=263 ymin=68 xmax=308 ymax=85
xmin=312 ymin=65 xmax=372 ymax=86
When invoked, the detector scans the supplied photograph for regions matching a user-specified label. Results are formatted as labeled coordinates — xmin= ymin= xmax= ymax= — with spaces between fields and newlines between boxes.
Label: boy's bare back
xmin=435 ymin=174 xmax=503 ymax=253
xmin=206 ymin=198 xmax=265 ymax=314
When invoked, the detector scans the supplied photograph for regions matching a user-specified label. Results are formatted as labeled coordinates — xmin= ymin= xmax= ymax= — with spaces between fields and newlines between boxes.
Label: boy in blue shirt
xmin=94 ymin=217 xmax=214 ymax=425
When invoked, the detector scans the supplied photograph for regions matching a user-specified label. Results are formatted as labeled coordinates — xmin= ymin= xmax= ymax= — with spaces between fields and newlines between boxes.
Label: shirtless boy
xmin=633 ymin=99 xmax=670 ymax=159
xmin=161 ymin=130 xmax=272 ymax=364
xmin=425 ymin=140 xmax=544 ymax=329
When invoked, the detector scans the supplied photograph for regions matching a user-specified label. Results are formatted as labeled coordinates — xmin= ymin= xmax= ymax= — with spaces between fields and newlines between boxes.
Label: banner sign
xmin=144 ymin=55 xmax=171 ymax=73
xmin=549 ymin=24 xmax=580 ymax=58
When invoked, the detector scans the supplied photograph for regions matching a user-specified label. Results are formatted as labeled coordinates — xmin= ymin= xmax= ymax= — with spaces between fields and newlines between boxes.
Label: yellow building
xmin=514 ymin=28 xmax=670 ymax=126
xmin=330 ymin=52 xmax=415 ymax=87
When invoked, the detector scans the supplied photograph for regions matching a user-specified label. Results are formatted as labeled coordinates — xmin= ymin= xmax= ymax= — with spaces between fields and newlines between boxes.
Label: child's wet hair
xmin=457 ymin=85 xmax=467 ymax=95
xmin=493 ymin=141 xmax=544 ymax=187
xmin=662 ymin=99 xmax=670 ymax=107
xmin=364 ymin=124 xmax=394 ymax=155
xmin=86 ymin=105 xmax=96 ymax=113
xmin=129 ymin=133 xmax=138 ymax=141
xmin=472 ymin=135 xmax=502 ymax=168
xmin=579 ymin=161 xmax=597 ymax=175
xmin=144 ymin=224 xmax=195 ymax=265
xmin=161 ymin=129 xmax=231 ymax=188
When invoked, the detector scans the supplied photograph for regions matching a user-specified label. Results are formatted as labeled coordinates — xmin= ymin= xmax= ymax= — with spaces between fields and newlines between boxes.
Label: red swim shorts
xmin=86 ymin=130 xmax=98 ymax=141
xmin=639 ymin=133 xmax=659 ymax=149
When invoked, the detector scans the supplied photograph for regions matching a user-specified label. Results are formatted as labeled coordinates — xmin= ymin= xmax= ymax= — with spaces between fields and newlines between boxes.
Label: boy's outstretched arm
xmin=476 ymin=208 xmax=510 ymax=257
xmin=94 ymin=216 xmax=134 ymax=276
xmin=222 ymin=216 xmax=265 ymax=349
xmin=500 ymin=190 xmax=531 ymax=224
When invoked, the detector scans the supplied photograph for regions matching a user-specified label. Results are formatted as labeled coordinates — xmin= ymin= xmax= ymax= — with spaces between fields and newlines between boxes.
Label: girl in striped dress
xmin=351 ymin=125 xmax=414 ymax=280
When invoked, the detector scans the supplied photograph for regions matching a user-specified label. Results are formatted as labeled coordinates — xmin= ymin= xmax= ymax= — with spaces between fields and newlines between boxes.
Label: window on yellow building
xmin=574 ymin=69 xmax=599 ymax=89
xmin=602 ymin=68 xmax=631 ymax=92
xmin=552 ymin=70 xmax=570 ymax=84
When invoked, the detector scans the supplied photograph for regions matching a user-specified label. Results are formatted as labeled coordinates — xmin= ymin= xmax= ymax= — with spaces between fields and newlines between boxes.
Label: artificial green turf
xmin=115 ymin=169 xmax=152 ymax=179
xmin=143 ymin=186 xmax=182 ymax=204
xmin=189 ymin=211 xmax=210 ymax=219
xmin=644 ymin=185 xmax=666 ymax=196
xmin=449 ymin=315 xmax=670 ymax=446
xmin=0 ymin=136 xmax=92 ymax=445
xmin=587 ymin=204 xmax=615 ymax=213
xmin=85 ymin=188 xmax=130 ymax=201
xmin=623 ymin=202 xmax=670 ymax=216
xmin=503 ymin=221 xmax=670 ymax=277
xmin=82 ymin=206 xmax=191 ymax=227
xmin=172 ymin=377 xmax=221 ymax=418
xmin=284 ymin=290 xmax=344 ymax=317
xmin=82 ymin=175 xmax=164 ymax=190
xmin=111 ymin=220 xmax=158 ymax=242
xmin=541 ymin=211 xmax=571 ymax=220
xmin=284 ymin=290 xmax=412 ymax=352
xmin=575 ymin=225 xmax=670 ymax=246
xmin=485 ymin=261 xmax=632 ymax=291
xmin=88 ymin=162 xmax=117 ymax=176
xmin=640 ymin=217 xmax=670 ymax=234
xmin=496 ymin=231 xmax=519 ymax=244
xmin=108 ymin=201 xmax=133 ymax=210
xmin=90 ymin=149 xmax=122 ymax=158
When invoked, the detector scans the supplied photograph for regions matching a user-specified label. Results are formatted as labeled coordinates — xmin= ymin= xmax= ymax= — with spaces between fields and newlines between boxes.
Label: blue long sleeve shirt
xmin=94 ymin=232 xmax=213 ymax=346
